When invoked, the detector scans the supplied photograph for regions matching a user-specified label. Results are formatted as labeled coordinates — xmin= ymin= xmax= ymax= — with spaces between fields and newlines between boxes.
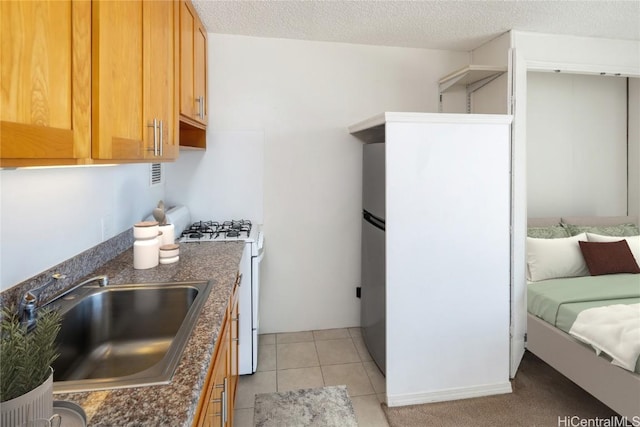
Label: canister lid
xmin=160 ymin=244 xmax=180 ymax=251
xmin=135 ymin=221 xmax=159 ymax=228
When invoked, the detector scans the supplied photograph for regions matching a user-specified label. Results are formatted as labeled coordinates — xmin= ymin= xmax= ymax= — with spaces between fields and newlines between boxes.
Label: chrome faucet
xmin=18 ymin=274 xmax=109 ymax=328
xmin=18 ymin=273 xmax=66 ymax=328
xmin=64 ymin=275 xmax=110 ymax=294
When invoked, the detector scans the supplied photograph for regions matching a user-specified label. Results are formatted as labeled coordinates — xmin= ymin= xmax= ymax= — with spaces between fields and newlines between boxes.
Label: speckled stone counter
xmin=53 ymin=241 xmax=245 ymax=427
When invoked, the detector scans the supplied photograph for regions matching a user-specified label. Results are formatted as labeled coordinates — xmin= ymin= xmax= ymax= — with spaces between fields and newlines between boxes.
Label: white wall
xmin=526 ymin=72 xmax=628 ymax=217
xmin=0 ymin=164 xmax=164 ymax=291
xmin=166 ymin=131 xmax=264 ymax=223
xmin=173 ymin=34 xmax=469 ymax=334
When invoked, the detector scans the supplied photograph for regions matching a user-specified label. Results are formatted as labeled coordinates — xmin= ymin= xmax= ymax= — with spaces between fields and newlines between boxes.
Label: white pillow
xmin=586 ymin=233 xmax=640 ymax=265
xmin=527 ymin=233 xmax=589 ymax=281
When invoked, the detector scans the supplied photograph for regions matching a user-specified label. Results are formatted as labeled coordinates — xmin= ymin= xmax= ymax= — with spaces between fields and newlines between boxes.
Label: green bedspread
xmin=528 ymin=274 xmax=640 ymax=329
xmin=527 ymin=274 xmax=640 ymax=373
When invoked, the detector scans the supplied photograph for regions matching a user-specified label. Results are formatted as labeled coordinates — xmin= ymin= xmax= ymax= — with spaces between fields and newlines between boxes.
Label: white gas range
xmin=178 ymin=217 xmax=264 ymax=375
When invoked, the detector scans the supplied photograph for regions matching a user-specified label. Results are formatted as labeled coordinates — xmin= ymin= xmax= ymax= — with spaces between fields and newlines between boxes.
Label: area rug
xmin=254 ymin=385 xmax=358 ymax=427
xmin=382 ymin=351 xmax=620 ymax=427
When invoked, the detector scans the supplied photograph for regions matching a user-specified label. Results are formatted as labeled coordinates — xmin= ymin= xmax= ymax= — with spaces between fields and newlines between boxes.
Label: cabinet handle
xmin=232 ymin=313 xmax=239 ymax=343
xmin=196 ymin=96 xmax=204 ymax=119
xmin=211 ymin=375 xmax=227 ymax=425
xmin=222 ymin=377 xmax=228 ymax=423
xmin=220 ymin=390 xmax=226 ymax=427
xmin=159 ymin=120 xmax=164 ymax=157
xmin=212 ymin=378 xmax=227 ymax=425
xmin=147 ymin=120 xmax=158 ymax=155
xmin=154 ymin=119 xmax=159 ymax=156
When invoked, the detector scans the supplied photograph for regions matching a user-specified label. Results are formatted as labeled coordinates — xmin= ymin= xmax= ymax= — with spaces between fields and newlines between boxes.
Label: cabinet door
xmin=0 ymin=0 xmax=91 ymax=166
xmin=179 ymin=0 xmax=207 ymax=127
xmin=91 ymin=0 xmax=145 ymax=160
xmin=196 ymin=315 xmax=230 ymax=427
xmin=144 ymin=0 xmax=179 ymax=160
xmin=208 ymin=323 xmax=229 ymax=427
xmin=93 ymin=0 xmax=177 ymax=161
xmin=179 ymin=1 xmax=195 ymax=122
xmin=228 ymin=288 xmax=239 ymax=425
xmin=193 ymin=21 xmax=208 ymax=125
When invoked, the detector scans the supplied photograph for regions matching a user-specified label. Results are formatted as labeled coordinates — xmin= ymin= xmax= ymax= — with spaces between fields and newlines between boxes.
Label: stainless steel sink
xmin=47 ymin=281 xmax=212 ymax=393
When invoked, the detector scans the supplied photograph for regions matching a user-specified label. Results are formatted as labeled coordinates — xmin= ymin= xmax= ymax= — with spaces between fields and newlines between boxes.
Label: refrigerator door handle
xmin=363 ymin=210 xmax=385 ymax=231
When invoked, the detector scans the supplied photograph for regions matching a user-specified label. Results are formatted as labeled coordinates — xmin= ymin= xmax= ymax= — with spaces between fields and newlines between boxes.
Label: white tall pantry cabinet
xmin=350 ymin=113 xmax=513 ymax=407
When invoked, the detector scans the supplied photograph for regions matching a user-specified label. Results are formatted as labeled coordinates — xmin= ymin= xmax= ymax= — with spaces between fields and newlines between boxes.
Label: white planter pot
xmin=1 ymin=369 xmax=53 ymax=427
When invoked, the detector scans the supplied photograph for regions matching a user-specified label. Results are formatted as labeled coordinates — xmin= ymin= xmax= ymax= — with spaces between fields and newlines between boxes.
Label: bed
xmin=525 ymin=216 xmax=640 ymax=419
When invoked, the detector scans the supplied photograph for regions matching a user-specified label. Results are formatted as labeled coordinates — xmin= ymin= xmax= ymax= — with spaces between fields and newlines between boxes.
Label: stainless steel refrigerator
xmin=361 ymin=142 xmax=386 ymax=374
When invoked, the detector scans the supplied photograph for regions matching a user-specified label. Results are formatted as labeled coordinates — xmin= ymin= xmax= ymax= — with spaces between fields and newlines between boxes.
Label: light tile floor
xmin=233 ymin=327 xmax=389 ymax=427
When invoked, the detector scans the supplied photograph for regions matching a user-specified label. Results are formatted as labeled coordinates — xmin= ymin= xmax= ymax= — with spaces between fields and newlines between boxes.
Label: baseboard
xmin=387 ymin=381 xmax=513 ymax=408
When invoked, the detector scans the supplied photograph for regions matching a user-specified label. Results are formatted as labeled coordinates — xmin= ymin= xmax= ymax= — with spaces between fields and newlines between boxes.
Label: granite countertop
xmin=54 ymin=241 xmax=245 ymax=427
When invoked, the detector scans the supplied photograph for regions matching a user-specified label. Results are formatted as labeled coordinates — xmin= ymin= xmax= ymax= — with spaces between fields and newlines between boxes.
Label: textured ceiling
xmin=192 ymin=0 xmax=640 ymax=51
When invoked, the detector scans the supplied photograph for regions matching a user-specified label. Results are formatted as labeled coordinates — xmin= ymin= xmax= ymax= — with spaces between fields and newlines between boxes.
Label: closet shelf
xmin=438 ymin=65 xmax=507 ymax=93
xmin=438 ymin=65 xmax=507 ymax=113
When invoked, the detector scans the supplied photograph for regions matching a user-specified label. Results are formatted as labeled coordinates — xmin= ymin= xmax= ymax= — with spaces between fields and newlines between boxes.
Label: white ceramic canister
xmin=159 ymin=243 xmax=180 ymax=259
xmin=158 ymin=223 xmax=175 ymax=246
xmin=134 ymin=237 xmax=159 ymax=269
xmin=133 ymin=235 xmax=160 ymax=269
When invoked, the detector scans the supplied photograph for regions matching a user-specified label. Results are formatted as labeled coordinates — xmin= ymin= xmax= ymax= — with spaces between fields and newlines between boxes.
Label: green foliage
xmin=0 ymin=306 xmax=61 ymax=402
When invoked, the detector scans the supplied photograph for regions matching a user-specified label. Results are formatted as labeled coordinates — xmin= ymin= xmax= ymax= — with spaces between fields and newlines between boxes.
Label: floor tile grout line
xmin=312 ymin=337 xmax=327 ymax=387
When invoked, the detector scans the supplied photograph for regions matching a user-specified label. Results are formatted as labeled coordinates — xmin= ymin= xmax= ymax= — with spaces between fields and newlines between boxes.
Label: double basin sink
xmin=47 ymin=280 xmax=213 ymax=393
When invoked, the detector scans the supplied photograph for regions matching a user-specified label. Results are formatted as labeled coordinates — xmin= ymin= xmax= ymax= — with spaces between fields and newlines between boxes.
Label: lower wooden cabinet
xmin=228 ymin=280 xmax=240 ymax=427
xmin=194 ymin=275 xmax=240 ymax=427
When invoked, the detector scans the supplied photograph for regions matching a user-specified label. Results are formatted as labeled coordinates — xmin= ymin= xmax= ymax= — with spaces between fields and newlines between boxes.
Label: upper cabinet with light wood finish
xmin=146 ymin=0 xmax=180 ymax=161
xmin=179 ymin=0 xmax=207 ymax=149
xmin=92 ymin=0 xmax=178 ymax=161
xmin=0 ymin=0 xmax=178 ymax=167
xmin=0 ymin=0 xmax=92 ymax=167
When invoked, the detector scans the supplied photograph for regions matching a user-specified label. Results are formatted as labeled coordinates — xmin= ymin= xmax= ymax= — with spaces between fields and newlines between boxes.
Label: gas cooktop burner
xmin=180 ymin=219 xmax=252 ymax=241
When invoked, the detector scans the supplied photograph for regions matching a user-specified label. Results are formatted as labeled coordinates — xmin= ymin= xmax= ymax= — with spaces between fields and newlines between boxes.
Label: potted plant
xmin=0 ymin=306 xmax=61 ymax=426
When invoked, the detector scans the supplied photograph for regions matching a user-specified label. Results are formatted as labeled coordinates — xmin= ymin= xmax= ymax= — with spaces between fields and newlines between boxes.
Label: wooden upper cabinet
xmin=194 ymin=20 xmax=208 ymax=126
xmin=91 ymin=0 xmax=144 ymax=160
xmin=92 ymin=0 xmax=178 ymax=161
xmin=144 ymin=0 xmax=179 ymax=161
xmin=0 ymin=0 xmax=91 ymax=167
xmin=1 ymin=0 xmax=178 ymax=166
xmin=180 ymin=0 xmax=208 ymax=129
